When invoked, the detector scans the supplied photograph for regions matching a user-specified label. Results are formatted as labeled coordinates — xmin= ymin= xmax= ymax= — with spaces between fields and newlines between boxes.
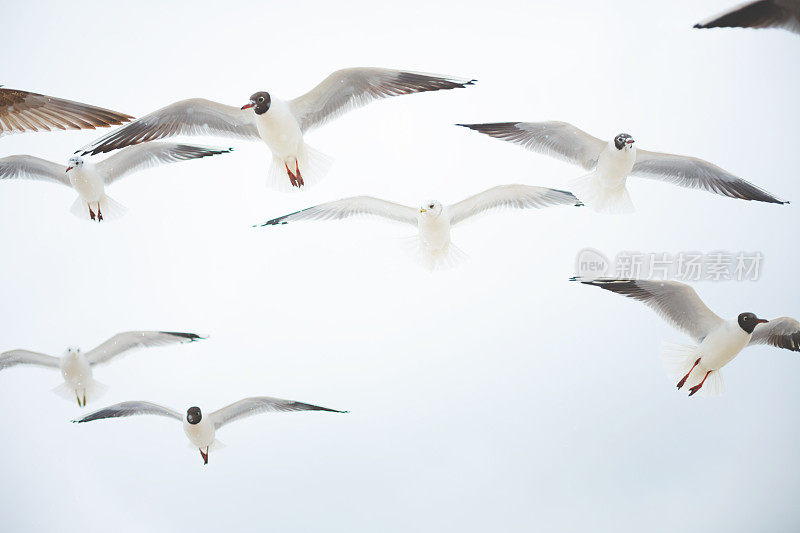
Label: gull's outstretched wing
xmin=85 ymin=331 xmax=204 ymax=366
xmin=694 ymin=1 xmax=800 ymax=34
xmin=0 ymin=88 xmax=132 ymax=137
xmin=749 ymin=317 xmax=800 ymax=351
xmin=0 ymin=350 xmax=60 ymax=371
xmin=571 ymin=278 xmax=724 ymax=342
xmin=79 ymin=98 xmax=260 ymax=155
xmin=209 ymin=396 xmax=348 ymax=430
xmin=632 ymin=149 xmax=788 ymax=204
xmin=289 ymin=67 xmax=475 ymax=133
xmin=73 ymin=401 xmax=182 ymax=423
xmin=457 ymin=121 xmax=607 ymax=170
xmin=0 ymin=155 xmax=70 ymax=187
xmin=256 ymin=196 xmax=418 ymax=227
xmin=447 ymin=184 xmax=582 ymax=226
xmin=96 ymin=143 xmax=233 ymax=184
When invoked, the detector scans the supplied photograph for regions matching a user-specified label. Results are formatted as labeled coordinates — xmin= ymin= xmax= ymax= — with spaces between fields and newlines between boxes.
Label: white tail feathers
xmin=402 ymin=237 xmax=468 ymax=271
xmin=570 ymin=172 xmax=635 ymax=214
xmin=660 ymin=341 xmax=725 ymax=397
xmin=266 ymin=143 xmax=333 ymax=192
xmin=51 ymin=379 xmax=109 ymax=405
xmin=70 ymin=194 xmax=128 ymax=222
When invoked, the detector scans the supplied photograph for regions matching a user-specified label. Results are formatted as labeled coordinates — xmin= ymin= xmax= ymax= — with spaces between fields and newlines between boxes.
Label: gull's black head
xmin=614 ymin=133 xmax=635 ymax=150
xmin=242 ymin=91 xmax=271 ymax=115
xmin=186 ymin=406 xmax=202 ymax=425
xmin=738 ymin=312 xmax=768 ymax=334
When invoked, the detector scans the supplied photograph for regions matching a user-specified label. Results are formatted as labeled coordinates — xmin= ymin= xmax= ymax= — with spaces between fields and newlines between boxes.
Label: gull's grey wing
xmin=571 ymin=278 xmax=724 ymax=342
xmin=209 ymin=396 xmax=348 ymax=430
xmin=457 ymin=121 xmax=607 ymax=170
xmin=256 ymin=196 xmax=418 ymax=227
xmin=447 ymin=184 xmax=583 ymax=226
xmin=694 ymin=1 xmax=800 ymax=34
xmin=749 ymin=317 xmax=800 ymax=351
xmin=289 ymin=67 xmax=475 ymax=133
xmin=72 ymin=401 xmax=182 ymax=423
xmin=96 ymin=143 xmax=233 ymax=184
xmin=79 ymin=98 xmax=260 ymax=156
xmin=0 ymin=155 xmax=71 ymax=187
xmin=0 ymin=88 xmax=132 ymax=137
xmin=632 ymin=149 xmax=788 ymax=204
xmin=0 ymin=350 xmax=60 ymax=371
xmin=85 ymin=331 xmax=204 ymax=366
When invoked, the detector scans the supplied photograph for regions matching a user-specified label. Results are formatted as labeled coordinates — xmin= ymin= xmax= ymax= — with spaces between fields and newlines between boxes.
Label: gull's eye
xmin=429 ymin=204 xmax=434 ymax=209
xmin=258 ymin=97 xmax=264 ymax=102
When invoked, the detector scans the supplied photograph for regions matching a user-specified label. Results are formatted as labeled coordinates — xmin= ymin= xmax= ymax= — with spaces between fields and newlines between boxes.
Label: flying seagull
xmin=0 ymin=143 xmax=232 ymax=221
xmin=458 ymin=122 xmax=788 ymax=213
xmin=73 ymin=396 xmax=348 ymax=464
xmin=694 ymin=1 xmax=800 ymax=34
xmin=571 ymin=277 xmax=799 ymax=396
xmin=0 ymin=87 xmax=132 ymax=137
xmin=0 ymin=331 xmax=204 ymax=406
xmin=77 ymin=68 xmax=475 ymax=191
xmin=256 ymin=184 xmax=583 ymax=270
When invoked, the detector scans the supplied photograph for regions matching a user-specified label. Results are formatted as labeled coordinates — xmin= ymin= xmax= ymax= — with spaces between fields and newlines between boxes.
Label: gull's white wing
xmin=632 ymin=149 xmax=788 ymax=204
xmin=85 ymin=331 xmax=204 ymax=366
xmin=209 ymin=396 xmax=348 ymax=430
xmin=0 ymin=88 xmax=132 ymax=137
xmin=458 ymin=121 xmax=607 ymax=170
xmin=73 ymin=401 xmax=182 ymax=423
xmin=0 ymin=155 xmax=70 ymax=187
xmin=694 ymin=1 xmax=800 ymax=34
xmin=749 ymin=317 xmax=800 ymax=351
xmin=256 ymin=196 xmax=418 ymax=227
xmin=447 ymin=185 xmax=583 ymax=226
xmin=0 ymin=350 xmax=60 ymax=371
xmin=289 ymin=67 xmax=475 ymax=133
xmin=96 ymin=143 xmax=233 ymax=184
xmin=79 ymin=98 xmax=260 ymax=156
xmin=572 ymin=278 xmax=724 ymax=342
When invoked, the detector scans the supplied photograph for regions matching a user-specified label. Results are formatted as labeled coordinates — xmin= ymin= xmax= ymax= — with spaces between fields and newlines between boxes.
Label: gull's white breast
xmin=183 ymin=417 xmax=215 ymax=448
xmin=595 ymin=142 xmax=636 ymax=189
xmin=254 ymin=98 xmax=303 ymax=160
xmin=418 ymin=212 xmax=451 ymax=251
xmin=697 ymin=320 xmax=751 ymax=371
xmin=68 ymin=166 xmax=105 ymax=202
xmin=60 ymin=353 xmax=92 ymax=389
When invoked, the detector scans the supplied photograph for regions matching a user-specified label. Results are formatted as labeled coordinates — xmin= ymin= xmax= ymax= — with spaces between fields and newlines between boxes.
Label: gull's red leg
xmin=688 ymin=371 xmax=712 ymax=397
xmin=295 ymin=160 xmax=304 ymax=187
xmin=285 ymin=163 xmax=298 ymax=188
xmin=89 ymin=206 xmax=96 ymax=221
xmin=199 ymin=447 xmax=209 ymax=465
xmin=677 ymin=358 xmax=701 ymax=389
xmin=97 ymin=203 xmax=103 ymax=222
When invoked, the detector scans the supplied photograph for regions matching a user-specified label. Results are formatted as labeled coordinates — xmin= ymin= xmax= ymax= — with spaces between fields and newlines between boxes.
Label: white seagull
xmin=0 ymin=143 xmax=232 ymax=221
xmin=0 ymin=331 xmax=204 ymax=406
xmin=571 ymin=277 xmax=800 ymax=396
xmin=694 ymin=1 xmax=800 ymax=34
xmin=73 ymin=397 xmax=348 ymax=464
xmin=1 ymin=87 xmax=132 ymax=137
xmin=256 ymin=184 xmax=583 ymax=270
xmin=458 ymin=122 xmax=788 ymax=213
xmin=78 ymin=67 xmax=475 ymax=191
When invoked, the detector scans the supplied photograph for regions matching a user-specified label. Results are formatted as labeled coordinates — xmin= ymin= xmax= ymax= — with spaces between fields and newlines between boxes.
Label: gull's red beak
xmin=66 ymin=166 xmax=73 ymax=172
xmin=626 ymin=139 xmax=635 ymax=144
xmin=756 ymin=318 xmax=769 ymax=324
xmin=241 ymin=102 xmax=255 ymax=110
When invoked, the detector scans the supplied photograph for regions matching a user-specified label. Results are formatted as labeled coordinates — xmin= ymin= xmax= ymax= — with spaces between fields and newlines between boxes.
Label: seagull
xmin=570 ymin=277 xmax=800 ymax=396
xmin=0 ymin=143 xmax=232 ymax=221
xmin=73 ymin=396 xmax=348 ymax=464
xmin=457 ymin=122 xmax=788 ymax=213
xmin=0 ymin=331 xmax=204 ymax=406
xmin=0 ymin=87 xmax=132 ymax=137
xmin=256 ymin=184 xmax=583 ymax=270
xmin=694 ymin=1 xmax=800 ymax=34
xmin=77 ymin=68 xmax=475 ymax=191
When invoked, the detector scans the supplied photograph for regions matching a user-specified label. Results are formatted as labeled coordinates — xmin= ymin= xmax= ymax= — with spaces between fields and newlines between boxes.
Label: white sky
xmin=1 ymin=1 xmax=799 ymax=532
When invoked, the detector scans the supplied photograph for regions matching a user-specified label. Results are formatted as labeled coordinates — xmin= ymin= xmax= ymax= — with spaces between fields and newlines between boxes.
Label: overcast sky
xmin=1 ymin=1 xmax=799 ymax=531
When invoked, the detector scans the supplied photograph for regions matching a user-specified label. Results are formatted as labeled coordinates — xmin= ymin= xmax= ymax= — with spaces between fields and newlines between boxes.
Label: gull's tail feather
xmin=51 ymin=382 xmax=75 ymax=402
xmin=85 ymin=379 xmax=109 ymax=404
xmin=187 ymin=439 xmax=225 ymax=451
xmin=402 ymin=237 xmax=468 ymax=271
xmin=50 ymin=379 xmax=109 ymax=405
xmin=660 ymin=341 xmax=725 ymax=397
xmin=570 ymin=172 xmax=635 ymax=214
xmin=267 ymin=143 xmax=333 ymax=193
xmin=69 ymin=194 xmax=128 ymax=222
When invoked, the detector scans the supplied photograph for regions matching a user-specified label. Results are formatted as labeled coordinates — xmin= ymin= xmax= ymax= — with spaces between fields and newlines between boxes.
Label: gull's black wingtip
xmin=574 ymin=201 xmax=585 ymax=207
xmin=693 ymin=23 xmax=703 ymax=28
xmin=568 ymin=276 xmax=580 ymax=282
xmin=161 ymin=331 xmax=206 ymax=342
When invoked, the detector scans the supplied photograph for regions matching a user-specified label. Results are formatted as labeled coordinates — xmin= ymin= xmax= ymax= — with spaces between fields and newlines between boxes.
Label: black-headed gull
xmin=78 ymin=68 xmax=475 ymax=191
xmin=458 ymin=122 xmax=788 ymax=213
xmin=0 ymin=331 xmax=204 ymax=406
xmin=0 ymin=143 xmax=232 ymax=221
xmin=256 ymin=184 xmax=583 ymax=270
xmin=571 ymin=277 xmax=800 ymax=396
xmin=73 ymin=396 xmax=348 ymax=464
xmin=0 ymin=87 xmax=132 ymax=137
xmin=694 ymin=1 xmax=800 ymax=34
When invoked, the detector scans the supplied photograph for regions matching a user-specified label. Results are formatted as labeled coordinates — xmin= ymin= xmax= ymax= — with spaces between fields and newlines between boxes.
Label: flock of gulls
xmin=2 ymin=4 xmax=800 ymax=465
